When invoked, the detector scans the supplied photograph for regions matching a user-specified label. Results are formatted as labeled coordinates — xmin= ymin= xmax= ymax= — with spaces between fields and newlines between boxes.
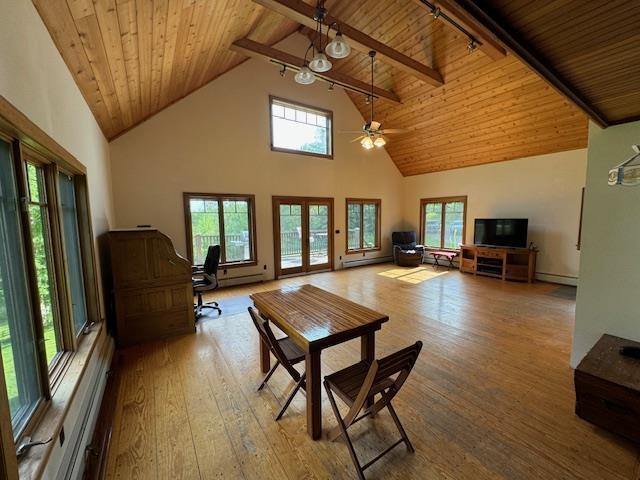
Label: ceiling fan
xmin=342 ymin=50 xmax=407 ymax=150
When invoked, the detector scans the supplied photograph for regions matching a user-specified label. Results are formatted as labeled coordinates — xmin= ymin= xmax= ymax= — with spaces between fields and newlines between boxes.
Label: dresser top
xmin=576 ymin=334 xmax=640 ymax=391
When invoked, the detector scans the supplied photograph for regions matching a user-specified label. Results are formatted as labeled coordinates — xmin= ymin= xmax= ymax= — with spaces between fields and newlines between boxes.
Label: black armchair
xmin=391 ymin=231 xmax=424 ymax=267
xmin=192 ymin=245 xmax=222 ymax=317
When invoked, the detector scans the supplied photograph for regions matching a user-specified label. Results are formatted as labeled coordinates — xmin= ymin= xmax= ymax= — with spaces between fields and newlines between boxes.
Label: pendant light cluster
xmin=294 ymin=1 xmax=351 ymax=85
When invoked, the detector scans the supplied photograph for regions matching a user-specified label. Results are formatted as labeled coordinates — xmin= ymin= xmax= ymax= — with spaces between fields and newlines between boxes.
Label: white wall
xmin=571 ymin=120 xmax=640 ymax=366
xmin=110 ymin=34 xmax=404 ymax=281
xmin=0 ymin=1 xmax=115 ymax=476
xmin=402 ymin=150 xmax=587 ymax=283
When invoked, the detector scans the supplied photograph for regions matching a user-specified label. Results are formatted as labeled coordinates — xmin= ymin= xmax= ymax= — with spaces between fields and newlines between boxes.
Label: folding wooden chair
xmin=248 ymin=307 xmax=306 ymax=420
xmin=324 ymin=341 xmax=423 ymax=479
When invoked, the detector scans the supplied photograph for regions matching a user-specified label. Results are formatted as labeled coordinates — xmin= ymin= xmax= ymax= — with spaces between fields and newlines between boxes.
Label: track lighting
xmin=467 ymin=39 xmax=477 ymax=53
xmin=279 ymin=64 xmax=287 ymax=77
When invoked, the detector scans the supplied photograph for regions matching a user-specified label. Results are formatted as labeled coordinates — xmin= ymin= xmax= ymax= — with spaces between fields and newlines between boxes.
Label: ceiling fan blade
xmin=340 ymin=131 xmax=368 ymax=134
xmin=350 ymin=135 xmax=366 ymax=143
xmin=378 ymin=128 xmax=409 ymax=134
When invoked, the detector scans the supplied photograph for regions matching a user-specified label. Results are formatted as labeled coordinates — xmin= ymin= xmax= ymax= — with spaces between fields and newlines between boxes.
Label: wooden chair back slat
xmin=248 ymin=307 xmax=302 ymax=381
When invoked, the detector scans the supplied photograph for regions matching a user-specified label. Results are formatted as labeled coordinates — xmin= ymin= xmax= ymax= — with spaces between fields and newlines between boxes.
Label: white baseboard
xmin=535 ymin=272 xmax=578 ymax=286
xmin=342 ymin=255 xmax=393 ymax=268
xmin=219 ymin=273 xmax=265 ymax=287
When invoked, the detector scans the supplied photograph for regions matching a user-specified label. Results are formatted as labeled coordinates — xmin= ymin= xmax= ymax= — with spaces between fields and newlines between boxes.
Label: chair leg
xmin=387 ymin=401 xmax=414 ymax=453
xmin=258 ymin=360 xmax=280 ymax=391
xmin=276 ymin=373 xmax=306 ymax=421
xmin=324 ymin=381 xmax=365 ymax=480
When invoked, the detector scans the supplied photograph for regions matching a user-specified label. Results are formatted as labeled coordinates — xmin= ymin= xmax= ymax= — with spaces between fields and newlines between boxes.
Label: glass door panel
xmin=274 ymin=197 xmax=333 ymax=277
xmin=278 ymin=202 xmax=304 ymax=274
xmin=308 ymin=203 xmax=330 ymax=270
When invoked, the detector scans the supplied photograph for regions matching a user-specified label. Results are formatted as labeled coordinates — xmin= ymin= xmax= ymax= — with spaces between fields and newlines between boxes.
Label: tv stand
xmin=459 ymin=244 xmax=536 ymax=282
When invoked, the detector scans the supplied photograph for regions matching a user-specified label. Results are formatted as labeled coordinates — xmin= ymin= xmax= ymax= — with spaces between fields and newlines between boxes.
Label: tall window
xmin=25 ymin=162 xmax=62 ymax=367
xmin=346 ymin=199 xmax=381 ymax=252
xmin=184 ymin=193 xmax=257 ymax=267
xmin=270 ymin=96 xmax=333 ymax=158
xmin=59 ymin=173 xmax=88 ymax=335
xmin=0 ymin=139 xmax=44 ymax=437
xmin=420 ymin=196 xmax=467 ymax=250
xmin=0 ymin=126 xmax=98 ymax=445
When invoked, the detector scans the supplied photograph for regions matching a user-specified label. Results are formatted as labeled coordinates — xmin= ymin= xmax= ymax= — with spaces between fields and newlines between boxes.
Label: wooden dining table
xmin=250 ymin=284 xmax=389 ymax=440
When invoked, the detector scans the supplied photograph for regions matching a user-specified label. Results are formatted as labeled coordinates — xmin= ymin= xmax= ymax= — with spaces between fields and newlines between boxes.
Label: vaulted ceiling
xmin=33 ymin=1 xmax=636 ymax=175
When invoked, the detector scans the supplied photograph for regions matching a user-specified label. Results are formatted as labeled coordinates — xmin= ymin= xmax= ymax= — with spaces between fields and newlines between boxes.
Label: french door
xmin=273 ymin=197 xmax=334 ymax=278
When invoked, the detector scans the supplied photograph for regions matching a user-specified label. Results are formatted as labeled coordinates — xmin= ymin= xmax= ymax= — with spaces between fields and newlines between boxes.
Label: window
xmin=184 ymin=193 xmax=257 ymax=267
xmin=25 ymin=161 xmax=62 ymax=367
xmin=59 ymin=173 xmax=88 ymax=335
xmin=0 ymin=138 xmax=44 ymax=438
xmin=0 ymin=125 xmax=99 ymax=445
xmin=346 ymin=199 xmax=381 ymax=252
xmin=270 ymin=96 xmax=332 ymax=158
xmin=420 ymin=197 xmax=467 ymax=250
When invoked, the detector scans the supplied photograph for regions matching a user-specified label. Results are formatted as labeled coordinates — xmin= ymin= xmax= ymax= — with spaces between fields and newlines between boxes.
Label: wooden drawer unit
xmin=459 ymin=245 xmax=536 ymax=283
xmin=476 ymin=248 xmax=504 ymax=259
xmin=575 ymin=334 xmax=640 ymax=444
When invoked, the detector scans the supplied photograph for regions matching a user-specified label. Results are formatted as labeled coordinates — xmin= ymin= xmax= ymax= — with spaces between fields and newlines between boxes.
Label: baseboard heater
xmin=343 ymin=256 xmax=392 ymax=269
xmin=219 ymin=272 xmax=265 ymax=287
xmin=56 ymin=336 xmax=114 ymax=479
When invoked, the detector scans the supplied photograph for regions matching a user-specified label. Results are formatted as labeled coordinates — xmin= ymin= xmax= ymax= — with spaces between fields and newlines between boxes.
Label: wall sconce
xmin=608 ymin=144 xmax=640 ymax=186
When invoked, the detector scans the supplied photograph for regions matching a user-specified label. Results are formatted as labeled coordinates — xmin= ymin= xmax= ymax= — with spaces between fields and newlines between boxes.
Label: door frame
xmin=272 ymin=196 xmax=334 ymax=279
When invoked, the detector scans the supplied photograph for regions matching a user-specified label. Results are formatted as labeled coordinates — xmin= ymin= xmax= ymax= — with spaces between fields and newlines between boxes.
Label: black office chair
xmin=192 ymin=245 xmax=222 ymax=317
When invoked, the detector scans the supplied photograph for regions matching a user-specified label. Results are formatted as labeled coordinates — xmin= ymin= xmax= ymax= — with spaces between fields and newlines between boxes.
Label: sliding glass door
xmin=273 ymin=197 xmax=333 ymax=278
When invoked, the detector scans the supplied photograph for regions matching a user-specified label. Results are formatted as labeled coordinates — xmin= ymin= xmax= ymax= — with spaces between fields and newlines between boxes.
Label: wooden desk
xmin=250 ymin=284 xmax=388 ymax=439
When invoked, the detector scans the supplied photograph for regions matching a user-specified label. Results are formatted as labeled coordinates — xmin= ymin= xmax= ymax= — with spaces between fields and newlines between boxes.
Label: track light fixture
xmin=420 ymin=1 xmax=480 ymax=55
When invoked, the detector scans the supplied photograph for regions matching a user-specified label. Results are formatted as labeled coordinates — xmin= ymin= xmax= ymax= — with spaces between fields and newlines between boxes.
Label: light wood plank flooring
xmin=105 ymin=264 xmax=640 ymax=479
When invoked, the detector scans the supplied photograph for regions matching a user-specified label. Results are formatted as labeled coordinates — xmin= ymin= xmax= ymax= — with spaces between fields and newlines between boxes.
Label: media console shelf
xmin=459 ymin=244 xmax=536 ymax=283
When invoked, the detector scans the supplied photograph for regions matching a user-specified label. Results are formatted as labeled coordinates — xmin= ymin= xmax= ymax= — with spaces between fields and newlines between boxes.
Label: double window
xmin=270 ymin=96 xmax=333 ymax=159
xmin=0 ymin=134 xmax=93 ymax=441
xmin=184 ymin=193 xmax=257 ymax=267
xmin=346 ymin=199 xmax=381 ymax=253
xmin=420 ymin=196 xmax=467 ymax=250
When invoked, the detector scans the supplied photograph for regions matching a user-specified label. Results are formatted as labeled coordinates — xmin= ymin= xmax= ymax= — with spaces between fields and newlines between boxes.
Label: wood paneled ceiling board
xmin=461 ymin=0 xmax=640 ymax=125
xmin=34 ymin=0 xmax=590 ymax=175
xmin=33 ymin=0 xmax=301 ymax=140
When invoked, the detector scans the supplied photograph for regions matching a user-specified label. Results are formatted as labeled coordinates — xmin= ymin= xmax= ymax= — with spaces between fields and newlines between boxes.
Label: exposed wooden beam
xmin=251 ymin=0 xmax=443 ymax=87
xmin=412 ymin=0 xmax=506 ymax=60
xmin=230 ymin=38 xmax=401 ymax=105
xmin=453 ymin=0 xmax=608 ymax=128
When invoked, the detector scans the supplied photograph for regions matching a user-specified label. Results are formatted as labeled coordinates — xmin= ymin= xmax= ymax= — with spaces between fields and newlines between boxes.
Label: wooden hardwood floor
xmin=105 ymin=264 xmax=640 ymax=480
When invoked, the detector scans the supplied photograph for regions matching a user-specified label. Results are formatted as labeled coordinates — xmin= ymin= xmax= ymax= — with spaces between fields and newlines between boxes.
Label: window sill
xmin=424 ymin=247 xmax=461 ymax=253
xmin=346 ymin=247 xmax=381 ymax=255
xmin=18 ymin=322 xmax=109 ymax=479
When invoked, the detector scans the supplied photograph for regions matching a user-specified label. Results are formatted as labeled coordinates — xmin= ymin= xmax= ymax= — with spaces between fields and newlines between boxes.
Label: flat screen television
xmin=474 ymin=218 xmax=528 ymax=248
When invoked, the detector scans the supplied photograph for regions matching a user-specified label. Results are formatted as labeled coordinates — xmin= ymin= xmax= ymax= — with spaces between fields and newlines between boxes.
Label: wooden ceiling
xmin=476 ymin=0 xmax=640 ymax=126
xmin=33 ymin=0 xmax=603 ymax=175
